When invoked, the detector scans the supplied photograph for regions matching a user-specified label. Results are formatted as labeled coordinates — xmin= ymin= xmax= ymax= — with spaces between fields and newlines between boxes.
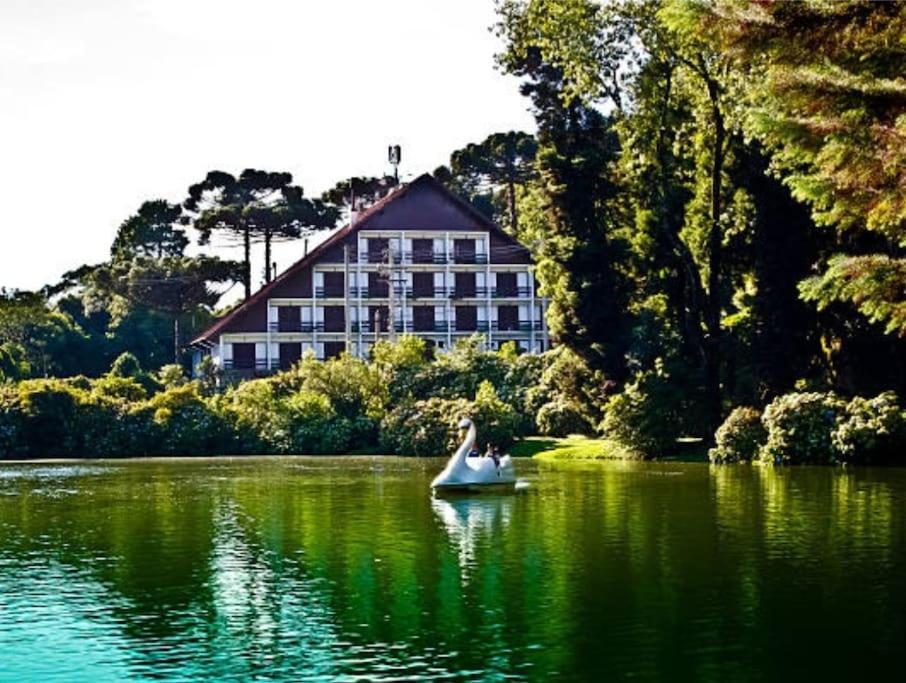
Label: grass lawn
xmin=510 ymin=435 xmax=641 ymax=462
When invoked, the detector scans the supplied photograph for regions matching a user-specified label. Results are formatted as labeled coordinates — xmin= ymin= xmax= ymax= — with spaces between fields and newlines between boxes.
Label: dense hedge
xmin=0 ymin=337 xmax=585 ymax=459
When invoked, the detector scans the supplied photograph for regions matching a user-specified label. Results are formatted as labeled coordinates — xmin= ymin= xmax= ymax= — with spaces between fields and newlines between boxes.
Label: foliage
xmin=321 ymin=176 xmax=398 ymax=209
xmin=708 ymin=406 xmax=766 ymax=464
xmin=0 ymin=343 xmax=30 ymax=382
xmin=759 ymin=392 xmax=846 ymax=466
xmin=109 ymin=352 xmax=143 ymax=379
xmin=380 ymin=397 xmax=472 ymax=457
xmin=184 ymin=169 xmax=339 ymax=295
xmin=157 ymin=364 xmax=187 ymax=388
xmin=147 ymin=383 xmax=235 ymax=456
xmin=600 ymin=360 xmax=705 ymax=458
xmin=832 ymin=392 xmax=906 ymax=465
xmin=434 ymin=131 xmax=538 ymax=231
xmin=536 ymin=398 xmax=591 ymax=437
xmin=110 ymin=200 xmax=188 ymax=261
xmin=800 ymin=254 xmax=906 ymax=336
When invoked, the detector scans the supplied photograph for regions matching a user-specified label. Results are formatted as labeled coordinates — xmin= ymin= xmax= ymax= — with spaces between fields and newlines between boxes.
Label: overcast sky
xmin=0 ymin=0 xmax=534 ymax=294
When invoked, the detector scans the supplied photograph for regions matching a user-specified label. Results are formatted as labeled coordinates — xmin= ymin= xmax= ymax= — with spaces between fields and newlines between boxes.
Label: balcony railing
xmin=223 ymin=359 xmax=280 ymax=372
xmin=347 ymin=287 xmax=416 ymax=299
xmin=300 ymin=285 xmax=534 ymax=301
xmin=314 ymin=287 xmax=347 ymax=298
xmin=269 ymin=321 xmax=324 ymax=333
xmin=268 ymin=318 xmax=542 ymax=335
xmin=493 ymin=286 xmax=532 ymax=298
xmin=357 ymin=251 xmax=489 ymax=265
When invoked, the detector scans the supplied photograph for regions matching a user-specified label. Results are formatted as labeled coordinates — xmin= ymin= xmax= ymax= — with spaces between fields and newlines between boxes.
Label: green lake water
xmin=0 ymin=457 xmax=904 ymax=682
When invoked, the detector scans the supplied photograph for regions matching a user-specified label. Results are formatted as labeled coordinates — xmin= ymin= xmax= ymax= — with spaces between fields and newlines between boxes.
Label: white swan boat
xmin=431 ymin=418 xmax=517 ymax=493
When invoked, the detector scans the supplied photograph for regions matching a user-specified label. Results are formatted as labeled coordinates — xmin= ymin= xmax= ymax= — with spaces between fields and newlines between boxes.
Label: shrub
xmin=16 ymin=379 xmax=85 ymax=456
xmin=536 ymin=398 xmax=592 ymax=437
xmin=600 ymin=363 xmax=692 ymax=458
xmin=759 ymin=392 xmax=845 ymax=465
xmin=109 ymin=352 xmax=143 ymax=379
xmin=0 ymin=386 xmax=24 ymax=458
xmin=91 ymin=376 xmax=148 ymax=403
xmin=471 ymin=380 xmax=520 ymax=451
xmin=157 ymin=364 xmax=187 ymax=389
xmin=147 ymin=383 xmax=235 ymax=455
xmin=380 ymin=397 xmax=471 ymax=456
xmin=832 ymin=392 xmax=906 ymax=465
xmin=709 ymin=407 xmax=766 ymax=463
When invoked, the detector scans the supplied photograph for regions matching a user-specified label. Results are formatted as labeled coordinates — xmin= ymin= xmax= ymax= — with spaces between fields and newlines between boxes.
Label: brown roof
xmin=190 ymin=173 xmax=528 ymax=346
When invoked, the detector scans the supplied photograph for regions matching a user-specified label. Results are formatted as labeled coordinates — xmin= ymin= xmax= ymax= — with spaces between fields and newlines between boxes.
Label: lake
xmin=0 ymin=457 xmax=904 ymax=682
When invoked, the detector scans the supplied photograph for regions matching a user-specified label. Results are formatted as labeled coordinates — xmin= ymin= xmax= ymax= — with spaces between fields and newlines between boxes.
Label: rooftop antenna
xmin=388 ymin=144 xmax=401 ymax=183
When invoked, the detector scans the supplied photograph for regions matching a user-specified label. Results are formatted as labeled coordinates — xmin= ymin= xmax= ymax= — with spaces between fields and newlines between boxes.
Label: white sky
xmin=0 ymin=0 xmax=534 ymax=295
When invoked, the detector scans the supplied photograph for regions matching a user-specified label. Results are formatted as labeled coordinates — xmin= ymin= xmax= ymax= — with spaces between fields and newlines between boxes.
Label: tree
xmin=435 ymin=132 xmax=538 ymax=232
xmin=698 ymin=1 xmax=906 ymax=334
xmin=496 ymin=6 xmax=632 ymax=383
xmin=110 ymin=200 xmax=188 ymax=261
xmin=320 ymin=176 xmax=398 ymax=213
xmin=88 ymin=256 xmax=240 ymax=363
xmin=184 ymin=169 xmax=339 ymax=297
xmin=0 ymin=289 xmax=93 ymax=377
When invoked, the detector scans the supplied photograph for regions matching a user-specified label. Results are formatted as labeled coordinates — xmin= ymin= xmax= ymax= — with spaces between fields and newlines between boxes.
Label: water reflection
xmin=431 ymin=494 xmax=514 ymax=579
xmin=0 ymin=457 xmax=903 ymax=681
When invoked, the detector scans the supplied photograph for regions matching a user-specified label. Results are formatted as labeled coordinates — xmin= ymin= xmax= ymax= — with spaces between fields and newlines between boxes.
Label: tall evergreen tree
xmin=184 ymin=170 xmax=338 ymax=297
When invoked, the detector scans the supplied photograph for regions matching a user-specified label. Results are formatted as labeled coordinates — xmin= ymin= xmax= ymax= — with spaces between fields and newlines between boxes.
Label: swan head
xmin=458 ymin=418 xmax=473 ymax=432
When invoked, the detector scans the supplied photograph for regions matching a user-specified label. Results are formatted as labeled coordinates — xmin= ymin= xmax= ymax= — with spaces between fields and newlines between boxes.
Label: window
xmin=455 ymin=306 xmax=477 ymax=331
xmin=412 ymin=272 xmax=434 ymax=298
xmin=368 ymin=237 xmax=389 ymax=263
xmin=498 ymin=305 xmax=519 ymax=331
xmin=368 ymin=272 xmax=389 ymax=298
xmin=279 ymin=342 xmax=302 ymax=370
xmin=277 ymin=306 xmax=300 ymax=332
xmin=413 ymin=306 xmax=435 ymax=332
xmin=323 ymin=272 xmax=344 ymax=297
xmin=323 ymin=306 xmax=345 ymax=332
xmin=454 ymin=238 xmax=475 ymax=264
xmin=232 ymin=343 xmax=255 ymax=369
xmin=496 ymin=272 xmax=517 ymax=297
xmin=324 ymin=342 xmax=345 ymax=359
xmin=368 ymin=306 xmax=389 ymax=332
xmin=454 ymin=272 xmax=476 ymax=298
xmin=412 ymin=238 xmax=434 ymax=264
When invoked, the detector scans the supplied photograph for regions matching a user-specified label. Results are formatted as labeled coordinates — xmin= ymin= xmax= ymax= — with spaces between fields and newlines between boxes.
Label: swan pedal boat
xmin=431 ymin=418 xmax=517 ymax=493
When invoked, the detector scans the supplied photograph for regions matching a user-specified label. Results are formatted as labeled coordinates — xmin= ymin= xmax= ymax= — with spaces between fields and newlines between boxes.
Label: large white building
xmin=191 ymin=173 xmax=549 ymax=376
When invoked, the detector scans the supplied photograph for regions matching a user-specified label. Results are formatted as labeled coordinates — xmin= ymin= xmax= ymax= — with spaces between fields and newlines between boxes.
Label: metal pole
xmin=344 ymin=244 xmax=351 ymax=354
xmin=387 ymin=245 xmax=396 ymax=343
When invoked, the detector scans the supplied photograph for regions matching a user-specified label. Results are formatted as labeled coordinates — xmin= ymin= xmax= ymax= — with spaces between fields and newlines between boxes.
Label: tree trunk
xmin=173 ymin=316 xmax=180 ymax=364
xmin=703 ymin=75 xmax=726 ymax=434
xmin=243 ymin=224 xmax=251 ymax=298
xmin=507 ymin=178 xmax=518 ymax=234
xmin=264 ymin=230 xmax=272 ymax=284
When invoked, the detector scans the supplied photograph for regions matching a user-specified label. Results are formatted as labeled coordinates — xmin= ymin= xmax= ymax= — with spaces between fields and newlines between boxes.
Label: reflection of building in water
xmin=431 ymin=495 xmax=514 ymax=579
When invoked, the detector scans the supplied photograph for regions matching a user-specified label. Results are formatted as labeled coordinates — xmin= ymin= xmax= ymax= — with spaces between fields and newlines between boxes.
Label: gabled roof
xmin=190 ymin=173 xmax=528 ymax=346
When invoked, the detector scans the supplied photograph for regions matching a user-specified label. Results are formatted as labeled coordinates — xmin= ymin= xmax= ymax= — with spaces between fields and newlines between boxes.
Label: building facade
xmin=191 ymin=174 xmax=549 ymax=375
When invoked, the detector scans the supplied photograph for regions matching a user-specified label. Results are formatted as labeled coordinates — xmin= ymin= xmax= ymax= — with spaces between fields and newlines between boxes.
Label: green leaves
xmin=799 ymin=254 xmax=906 ymax=336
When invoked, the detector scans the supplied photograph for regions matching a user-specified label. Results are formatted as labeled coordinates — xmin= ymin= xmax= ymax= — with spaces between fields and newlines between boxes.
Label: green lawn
xmin=510 ymin=435 xmax=642 ymax=462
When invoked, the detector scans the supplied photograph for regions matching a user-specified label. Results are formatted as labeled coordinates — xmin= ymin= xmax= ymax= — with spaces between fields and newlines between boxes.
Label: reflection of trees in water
xmin=1 ymin=459 xmax=904 ymax=681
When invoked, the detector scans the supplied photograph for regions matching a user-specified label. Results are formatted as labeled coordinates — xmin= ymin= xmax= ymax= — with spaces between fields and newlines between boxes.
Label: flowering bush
xmin=759 ymin=392 xmax=845 ymax=465
xmin=832 ymin=392 xmax=906 ymax=465
xmin=709 ymin=407 xmax=766 ymax=463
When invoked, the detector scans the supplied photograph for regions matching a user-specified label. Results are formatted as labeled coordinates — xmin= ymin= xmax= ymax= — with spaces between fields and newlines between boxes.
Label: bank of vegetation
xmin=3 ymin=1 xmax=906 ymax=465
